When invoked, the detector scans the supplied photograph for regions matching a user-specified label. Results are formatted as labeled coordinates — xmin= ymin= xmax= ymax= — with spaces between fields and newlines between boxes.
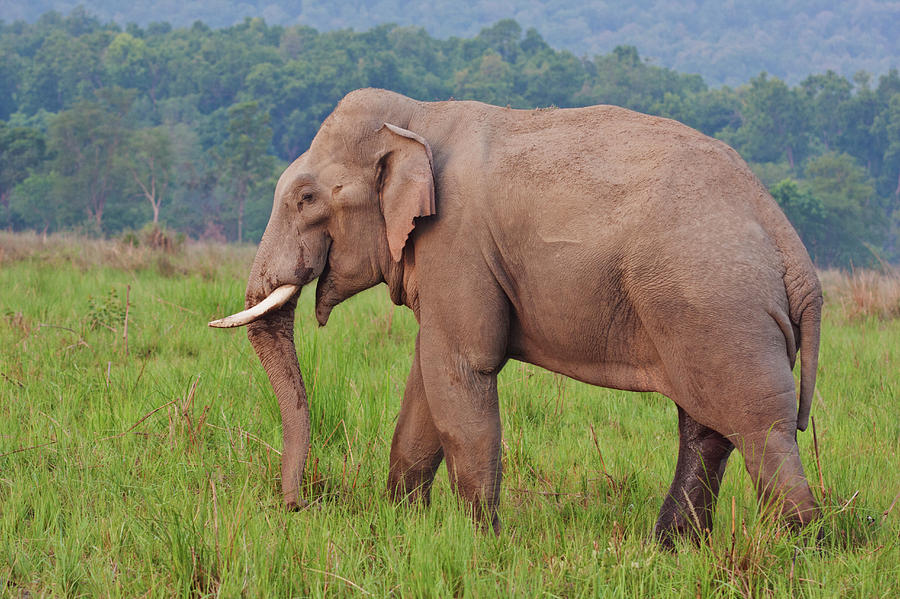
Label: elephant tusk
xmin=208 ymin=284 xmax=300 ymax=328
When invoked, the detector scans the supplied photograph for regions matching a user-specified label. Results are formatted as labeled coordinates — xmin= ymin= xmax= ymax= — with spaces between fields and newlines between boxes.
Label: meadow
xmin=0 ymin=232 xmax=898 ymax=598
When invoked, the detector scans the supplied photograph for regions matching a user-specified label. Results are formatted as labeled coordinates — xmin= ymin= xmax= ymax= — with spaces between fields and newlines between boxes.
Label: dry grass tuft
xmin=820 ymin=268 xmax=900 ymax=321
xmin=0 ymin=230 xmax=256 ymax=280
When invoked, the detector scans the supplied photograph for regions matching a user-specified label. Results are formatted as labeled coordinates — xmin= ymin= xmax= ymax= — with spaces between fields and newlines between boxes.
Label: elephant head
xmin=209 ymin=90 xmax=436 ymax=508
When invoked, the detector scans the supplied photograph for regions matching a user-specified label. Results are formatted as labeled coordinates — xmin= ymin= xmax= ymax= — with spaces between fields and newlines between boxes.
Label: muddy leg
xmin=655 ymin=406 xmax=734 ymax=548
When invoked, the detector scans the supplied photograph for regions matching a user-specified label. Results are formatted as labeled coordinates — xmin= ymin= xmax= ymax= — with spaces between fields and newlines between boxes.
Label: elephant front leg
xmin=388 ymin=335 xmax=444 ymax=504
xmin=654 ymin=406 xmax=734 ymax=548
xmin=417 ymin=328 xmax=504 ymax=535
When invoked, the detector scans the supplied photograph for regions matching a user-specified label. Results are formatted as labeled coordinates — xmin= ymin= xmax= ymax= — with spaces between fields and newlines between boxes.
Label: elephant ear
xmin=377 ymin=123 xmax=436 ymax=262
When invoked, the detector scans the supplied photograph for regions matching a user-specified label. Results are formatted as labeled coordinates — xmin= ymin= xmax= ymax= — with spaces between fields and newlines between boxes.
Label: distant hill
xmin=2 ymin=1 xmax=897 ymax=86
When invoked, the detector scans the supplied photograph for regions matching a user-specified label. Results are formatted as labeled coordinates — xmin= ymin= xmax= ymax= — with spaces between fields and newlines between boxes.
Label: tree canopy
xmin=1 ymin=11 xmax=899 ymax=266
xmin=3 ymin=1 xmax=898 ymax=86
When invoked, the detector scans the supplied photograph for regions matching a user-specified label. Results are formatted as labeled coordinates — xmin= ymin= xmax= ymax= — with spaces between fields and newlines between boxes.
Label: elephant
xmin=210 ymin=88 xmax=823 ymax=546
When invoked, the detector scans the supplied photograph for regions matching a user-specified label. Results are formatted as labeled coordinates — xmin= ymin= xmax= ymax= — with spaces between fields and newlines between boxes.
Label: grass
xmin=819 ymin=268 xmax=900 ymax=321
xmin=0 ymin=232 xmax=898 ymax=597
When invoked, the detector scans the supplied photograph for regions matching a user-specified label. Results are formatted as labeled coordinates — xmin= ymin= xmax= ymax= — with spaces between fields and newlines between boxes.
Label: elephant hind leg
xmin=655 ymin=406 xmax=734 ymax=549
xmin=734 ymin=399 xmax=819 ymax=527
xmin=388 ymin=338 xmax=445 ymax=505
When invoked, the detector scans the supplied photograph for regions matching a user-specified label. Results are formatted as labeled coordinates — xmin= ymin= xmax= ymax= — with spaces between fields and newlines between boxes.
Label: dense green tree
xmin=876 ymin=69 xmax=900 ymax=106
xmin=801 ymin=71 xmax=853 ymax=152
xmin=578 ymin=46 xmax=705 ymax=115
xmin=770 ymin=179 xmax=828 ymax=262
xmin=47 ymin=89 xmax=133 ymax=231
xmin=0 ymin=47 xmax=22 ymax=120
xmin=126 ymin=126 xmax=173 ymax=224
xmin=164 ymin=124 xmax=218 ymax=238
xmin=454 ymin=52 xmax=516 ymax=106
xmin=881 ymin=94 xmax=900 ymax=198
xmin=733 ymin=74 xmax=809 ymax=169
xmin=0 ymin=121 xmax=47 ymax=209
xmin=7 ymin=173 xmax=68 ymax=231
xmin=518 ymin=48 xmax=584 ymax=108
xmin=834 ymin=74 xmax=883 ymax=176
xmin=655 ymin=87 xmax=741 ymax=138
xmin=803 ymin=152 xmax=879 ymax=264
xmin=20 ymin=28 xmax=113 ymax=113
xmin=476 ymin=19 xmax=522 ymax=63
xmin=103 ymin=31 xmax=167 ymax=104
xmin=217 ymin=101 xmax=276 ymax=242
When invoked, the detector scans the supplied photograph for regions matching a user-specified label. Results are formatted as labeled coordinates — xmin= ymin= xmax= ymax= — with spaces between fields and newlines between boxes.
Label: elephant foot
xmin=653 ymin=515 xmax=709 ymax=550
xmin=387 ymin=482 xmax=432 ymax=506
xmin=387 ymin=465 xmax=440 ymax=506
xmin=285 ymin=498 xmax=309 ymax=512
xmin=486 ymin=513 xmax=501 ymax=536
xmin=654 ymin=407 xmax=734 ymax=549
xmin=460 ymin=494 xmax=502 ymax=536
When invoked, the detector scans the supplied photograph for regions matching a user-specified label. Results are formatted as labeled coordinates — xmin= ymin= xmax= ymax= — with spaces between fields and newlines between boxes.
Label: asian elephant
xmin=210 ymin=88 xmax=822 ymax=546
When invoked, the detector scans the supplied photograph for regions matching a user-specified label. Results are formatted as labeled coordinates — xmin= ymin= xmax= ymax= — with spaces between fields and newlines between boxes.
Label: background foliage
xmin=1 ymin=10 xmax=900 ymax=265
xmin=3 ymin=1 xmax=898 ymax=86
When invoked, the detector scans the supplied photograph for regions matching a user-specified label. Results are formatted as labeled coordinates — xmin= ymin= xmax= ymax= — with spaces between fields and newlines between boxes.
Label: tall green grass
xmin=1 ymin=233 xmax=898 ymax=597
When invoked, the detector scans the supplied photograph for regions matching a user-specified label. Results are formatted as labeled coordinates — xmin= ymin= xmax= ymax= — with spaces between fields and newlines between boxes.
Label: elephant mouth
xmin=208 ymin=284 xmax=300 ymax=328
xmin=210 ymin=238 xmax=332 ymax=330
xmin=314 ymin=256 xmax=335 ymax=326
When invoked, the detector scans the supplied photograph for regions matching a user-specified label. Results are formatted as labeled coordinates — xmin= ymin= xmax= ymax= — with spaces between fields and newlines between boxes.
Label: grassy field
xmin=1 ymin=232 xmax=898 ymax=598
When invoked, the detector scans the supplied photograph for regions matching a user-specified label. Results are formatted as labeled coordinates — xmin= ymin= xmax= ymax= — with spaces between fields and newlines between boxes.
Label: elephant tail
xmin=786 ymin=265 xmax=823 ymax=432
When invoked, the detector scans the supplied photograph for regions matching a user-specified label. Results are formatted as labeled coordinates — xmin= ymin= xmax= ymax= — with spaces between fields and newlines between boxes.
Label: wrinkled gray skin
xmin=239 ymin=88 xmax=822 ymax=546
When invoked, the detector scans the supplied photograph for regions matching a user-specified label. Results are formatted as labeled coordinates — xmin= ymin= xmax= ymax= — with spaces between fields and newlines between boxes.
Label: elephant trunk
xmin=210 ymin=212 xmax=317 ymax=508
xmin=246 ymin=295 xmax=310 ymax=509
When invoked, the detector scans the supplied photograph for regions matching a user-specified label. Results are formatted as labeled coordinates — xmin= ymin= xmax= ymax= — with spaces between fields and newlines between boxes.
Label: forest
xmin=1 ymin=9 xmax=900 ymax=267
xmin=5 ymin=0 xmax=898 ymax=86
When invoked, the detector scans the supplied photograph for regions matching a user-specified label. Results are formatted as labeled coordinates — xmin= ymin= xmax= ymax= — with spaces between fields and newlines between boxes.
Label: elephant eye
xmin=297 ymin=191 xmax=315 ymax=207
xmin=296 ymin=192 xmax=314 ymax=213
